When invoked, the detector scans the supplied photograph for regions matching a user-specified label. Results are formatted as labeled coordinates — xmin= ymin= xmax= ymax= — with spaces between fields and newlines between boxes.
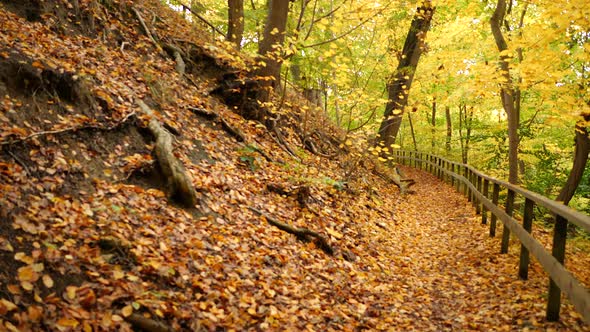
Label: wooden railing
xmin=393 ymin=149 xmax=590 ymax=324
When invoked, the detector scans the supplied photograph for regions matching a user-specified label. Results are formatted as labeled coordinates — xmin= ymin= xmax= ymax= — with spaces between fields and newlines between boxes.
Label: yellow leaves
xmin=113 ymin=269 xmax=125 ymax=280
xmin=17 ymin=263 xmax=43 ymax=291
xmin=326 ymin=227 xmax=343 ymax=239
xmin=121 ymin=305 xmax=134 ymax=317
xmin=42 ymin=274 xmax=54 ymax=288
xmin=0 ymin=237 xmax=13 ymax=252
xmin=0 ymin=298 xmax=17 ymax=315
xmin=66 ymin=286 xmax=77 ymax=300
xmin=56 ymin=317 xmax=79 ymax=329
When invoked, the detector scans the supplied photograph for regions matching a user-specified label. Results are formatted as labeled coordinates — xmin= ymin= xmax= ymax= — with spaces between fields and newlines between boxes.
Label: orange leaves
xmin=16 ymin=262 xmax=44 ymax=291
xmin=0 ymin=299 xmax=17 ymax=315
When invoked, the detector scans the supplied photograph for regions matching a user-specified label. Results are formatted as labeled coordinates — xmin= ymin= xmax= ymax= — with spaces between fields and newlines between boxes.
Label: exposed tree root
xmin=132 ymin=7 xmax=164 ymax=55
xmin=97 ymin=236 xmax=137 ymax=266
xmin=189 ymin=106 xmax=246 ymax=142
xmin=270 ymin=126 xmax=300 ymax=161
xmin=125 ymin=312 xmax=174 ymax=332
xmin=0 ymin=111 xmax=137 ymax=146
xmin=163 ymin=43 xmax=186 ymax=75
xmin=266 ymin=183 xmax=312 ymax=208
xmin=248 ymin=207 xmax=334 ymax=255
xmin=138 ymin=100 xmax=198 ymax=208
xmin=373 ymin=164 xmax=415 ymax=194
xmin=189 ymin=106 xmax=275 ymax=163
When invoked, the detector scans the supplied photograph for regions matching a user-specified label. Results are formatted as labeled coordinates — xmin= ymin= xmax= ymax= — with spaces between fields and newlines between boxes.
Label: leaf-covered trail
xmin=377 ymin=166 xmax=589 ymax=331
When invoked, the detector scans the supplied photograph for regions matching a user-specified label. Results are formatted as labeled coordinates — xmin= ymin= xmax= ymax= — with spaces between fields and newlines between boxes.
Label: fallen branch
xmin=0 ymin=111 xmax=136 ymax=146
xmin=132 ymin=7 xmax=164 ymax=54
xmin=189 ymin=106 xmax=246 ymax=142
xmin=138 ymin=100 xmax=198 ymax=208
xmin=178 ymin=3 xmax=225 ymax=36
xmin=248 ymin=207 xmax=334 ymax=255
xmin=125 ymin=312 xmax=174 ymax=332
xmin=271 ymin=127 xmax=300 ymax=161
xmin=7 ymin=150 xmax=30 ymax=175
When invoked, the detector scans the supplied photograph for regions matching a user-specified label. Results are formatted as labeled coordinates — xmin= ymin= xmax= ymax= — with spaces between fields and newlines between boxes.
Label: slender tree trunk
xmin=257 ymin=0 xmax=290 ymax=89
xmin=227 ymin=0 xmax=244 ymax=49
xmin=408 ymin=112 xmax=418 ymax=151
xmin=490 ymin=0 xmax=519 ymax=184
xmin=556 ymin=114 xmax=590 ymax=205
xmin=431 ymin=97 xmax=436 ymax=149
xmin=445 ymin=105 xmax=452 ymax=153
xmin=458 ymin=104 xmax=472 ymax=164
xmin=376 ymin=2 xmax=434 ymax=149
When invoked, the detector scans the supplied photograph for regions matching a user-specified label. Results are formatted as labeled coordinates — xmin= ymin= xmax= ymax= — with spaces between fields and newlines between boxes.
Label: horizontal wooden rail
xmin=393 ymin=149 xmax=590 ymax=324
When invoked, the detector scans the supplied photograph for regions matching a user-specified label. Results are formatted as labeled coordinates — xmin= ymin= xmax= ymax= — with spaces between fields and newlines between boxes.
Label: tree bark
xmin=490 ymin=0 xmax=519 ymax=184
xmin=458 ymin=104 xmax=472 ymax=164
xmin=556 ymin=114 xmax=590 ymax=205
xmin=227 ymin=0 xmax=244 ymax=49
xmin=431 ymin=97 xmax=436 ymax=148
xmin=257 ymin=0 xmax=290 ymax=89
xmin=445 ymin=105 xmax=452 ymax=153
xmin=408 ymin=112 xmax=418 ymax=151
xmin=376 ymin=2 xmax=434 ymax=149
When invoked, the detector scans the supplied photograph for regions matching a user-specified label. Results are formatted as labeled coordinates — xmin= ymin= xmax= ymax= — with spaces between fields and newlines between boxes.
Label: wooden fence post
xmin=463 ymin=166 xmax=471 ymax=202
xmin=475 ymin=175 xmax=482 ymax=214
xmin=501 ymin=189 xmax=515 ymax=254
xmin=482 ymin=179 xmax=489 ymax=224
xmin=451 ymin=164 xmax=459 ymax=191
xmin=518 ymin=198 xmax=534 ymax=279
xmin=546 ymin=215 xmax=569 ymax=321
xmin=490 ymin=183 xmax=500 ymax=237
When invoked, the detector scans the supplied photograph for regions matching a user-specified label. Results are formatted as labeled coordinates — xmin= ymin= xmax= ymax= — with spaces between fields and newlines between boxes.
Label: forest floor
xmin=0 ymin=0 xmax=589 ymax=331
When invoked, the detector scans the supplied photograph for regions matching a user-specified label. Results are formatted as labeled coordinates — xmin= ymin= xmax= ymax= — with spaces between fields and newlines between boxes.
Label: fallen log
xmin=248 ymin=207 xmax=334 ymax=255
xmin=138 ymin=100 xmax=198 ymax=208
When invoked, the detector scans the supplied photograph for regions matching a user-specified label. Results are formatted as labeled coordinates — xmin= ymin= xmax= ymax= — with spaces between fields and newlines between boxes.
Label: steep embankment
xmin=0 ymin=1 xmax=588 ymax=331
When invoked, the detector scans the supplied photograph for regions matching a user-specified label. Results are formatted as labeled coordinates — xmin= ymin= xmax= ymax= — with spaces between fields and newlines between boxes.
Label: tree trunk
xmin=458 ymin=104 xmax=472 ymax=164
xmin=431 ymin=97 xmax=436 ymax=149
xmin=556 ymin=114 xmax=590 ymax=205
xmin=445 ymin=105 xmax=452 ymax=153
xmin=227 ymin=0 xmax=244 ymax=49
xmin=408 ymin=112 xmax=418 ymax=151
xmin=376 ymin=2 xmax=434 ymax=149
xmin=490 ymin=0 xmax=519 ymax=184
xmin=257 ymin=0 xmax=290 ymax=89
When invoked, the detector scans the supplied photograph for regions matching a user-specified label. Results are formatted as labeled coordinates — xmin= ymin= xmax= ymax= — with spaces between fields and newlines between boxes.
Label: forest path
xmin=381 ymin=165 xmax=588 ymax=331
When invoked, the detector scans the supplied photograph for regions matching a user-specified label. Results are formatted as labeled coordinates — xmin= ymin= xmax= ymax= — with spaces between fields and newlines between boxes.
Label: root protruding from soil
xmin=248 ymin=207 xmax=334 ymax=256
xmin=138 ymin=100 xmax=198 ymax=208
